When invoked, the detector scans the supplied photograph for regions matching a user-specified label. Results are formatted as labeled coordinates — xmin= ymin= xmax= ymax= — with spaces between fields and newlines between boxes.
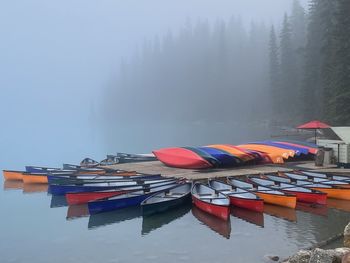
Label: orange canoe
xmin=238 ymin=144 xmax=294 ymax=159
xmin=207 ymin=144 xmax=254 ymax=162
xmin=3 ymin=170 xmax=24 ymax=181
xmin=311 ymin=187 xmax=350 ymax=200
xmin=23 ymin=173 xmax=48 ymax=184
xmin=255 ymin=192 xmax=297 ymax=209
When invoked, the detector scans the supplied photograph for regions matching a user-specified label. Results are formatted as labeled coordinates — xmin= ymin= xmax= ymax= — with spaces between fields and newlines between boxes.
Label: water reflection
xmin=263 ymin=204 xmax=297 ymax=222
xmin=3 ymin=180 xmax=23 ymax=190
xmin=50 ymin=195 xmax=68 ymax=208
xmin=66 ymin=204 xmax=89 ymax=220
xmin=88 ymin=206 xmax=142 ymax=229
xmin=296 ymin=203 xmax=328 ymax=217
xmin=23 ymin=183 xmax=48 ymax=194
xmin=327 ymin=199 xmax=350 ymax=212
xmin=142 ymin=203 xmax=191 ymax=236
xmin=191 ymin=206 xmax=231 ymax=239
xmin=231 ymin=207 xmax=264 ymax=227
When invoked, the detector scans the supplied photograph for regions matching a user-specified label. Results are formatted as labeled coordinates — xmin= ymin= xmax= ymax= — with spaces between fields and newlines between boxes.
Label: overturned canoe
xmin=153 ymin=148 xmax=213 ymax=169
xmin=227 ymin=178 xmax=296 ymax=209
xmin=209 ymin=179 xmax=264 ymax=212
xmin=198 ymin=147 xmax=241 ymax=166
xmin=141 ymin=183 xmax=191 ymax=216
xmin=191 ymin=183 xmax=230 ymax=220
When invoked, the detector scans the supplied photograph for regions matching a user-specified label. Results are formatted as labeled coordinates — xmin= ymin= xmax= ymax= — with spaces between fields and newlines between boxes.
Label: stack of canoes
xmin=99 ymin=153 xmax=157 ymax=166
xmin=153 ymin=140 xmax=318 ymax=169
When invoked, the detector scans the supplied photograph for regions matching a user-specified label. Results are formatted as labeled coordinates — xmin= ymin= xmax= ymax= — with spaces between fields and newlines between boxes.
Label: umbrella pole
xmin=314 ymin=129 xmax=317 ymax=144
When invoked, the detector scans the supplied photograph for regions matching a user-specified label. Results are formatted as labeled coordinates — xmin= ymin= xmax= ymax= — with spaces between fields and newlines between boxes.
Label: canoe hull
xmin=255 ymin=192 xmax=296 ymax=209
xmin=192 ymin=195 xmax=230 ymax=220
xmin=312 ymin=187 xmax=350 ymax=200
xmin=88 ymin=194 xmax=151 ymax=214
xmin=3 ymin=170 xmax=24 ymax=181
xmin=283 ymin=190 xmax=327 ymax=205
xmin=23 ymin=174 xmax=48 ymax=184
xmin=229 ymin=196 xmax=264 ymax=212
xmin=142 ymin=194 xmax=191 ymax=216
xmin=66 ymin=190 xmax=129 ymax=205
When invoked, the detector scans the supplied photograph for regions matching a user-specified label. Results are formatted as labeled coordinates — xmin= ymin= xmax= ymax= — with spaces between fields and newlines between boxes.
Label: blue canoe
xmin=88 ymin=182 xmax=180 ymax=214
xmin=48 ymin=178 xmax=177 ymax=195
xmin=198 ymin=147 xmax=241 ymax=166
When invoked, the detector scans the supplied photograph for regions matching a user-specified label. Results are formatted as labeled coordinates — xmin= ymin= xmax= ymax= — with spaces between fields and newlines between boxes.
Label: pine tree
xmin=269 ymin=25 xmax=280 ymax=117
xmin=280 ymin=14 xmax=297 ymax=121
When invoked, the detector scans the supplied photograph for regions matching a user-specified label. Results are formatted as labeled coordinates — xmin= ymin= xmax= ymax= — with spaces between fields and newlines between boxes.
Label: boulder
xmin=286 ymin=250 xmax=311 ymax=263
xmin=345 ymin=223 xmax=350 ymax=248
xmin=309 ymin=248 xmax=333 ymax=263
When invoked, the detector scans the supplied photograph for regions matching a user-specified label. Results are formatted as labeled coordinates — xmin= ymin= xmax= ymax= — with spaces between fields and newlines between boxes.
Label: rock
xmin=309 ymin=248 xmax=333 ymax=263
xmin=332 ymin=247 xmax=350 ymax=261
xmin=263 ymin=254 xmax=279 ymax=262
xmin=345 ymin=223 xmax=350 ymax=248
xmin=286 ymin=250 xmax=311 ymax=263
xmin=343 ymin=252 xmax=350 ymax=263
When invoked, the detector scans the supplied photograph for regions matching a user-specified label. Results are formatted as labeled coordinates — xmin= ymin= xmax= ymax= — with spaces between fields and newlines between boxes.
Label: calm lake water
xmin=1 ymin=122 xmax=348 ymax=263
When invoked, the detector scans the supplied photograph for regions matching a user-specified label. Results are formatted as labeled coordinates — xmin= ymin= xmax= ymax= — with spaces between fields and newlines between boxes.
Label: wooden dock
xmin=105 ymin=161 xmax=345 ymax=180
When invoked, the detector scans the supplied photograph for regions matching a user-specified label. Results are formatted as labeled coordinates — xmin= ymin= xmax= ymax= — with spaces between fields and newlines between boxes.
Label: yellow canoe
xmin=312 ymin=187 xmax=350 ymax=200
xmin=238 ymin=144 xmax=295 ymax=159
xmin=3 ymin=170 xmax=24 ymax=181
xmin=207 ymin=144 xmax=255 ymax=162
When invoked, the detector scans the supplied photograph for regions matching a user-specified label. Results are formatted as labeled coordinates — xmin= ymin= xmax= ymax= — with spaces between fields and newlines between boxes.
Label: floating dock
xmin=105 ymin=161 xmax=344 ymax=180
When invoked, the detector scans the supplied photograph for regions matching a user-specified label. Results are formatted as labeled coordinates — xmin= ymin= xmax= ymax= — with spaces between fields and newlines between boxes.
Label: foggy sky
xmin=0 ymin=0 xmax=308 ymax=167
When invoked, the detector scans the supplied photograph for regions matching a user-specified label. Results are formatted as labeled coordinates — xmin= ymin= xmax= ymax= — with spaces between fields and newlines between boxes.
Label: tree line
xmin=270 ymin=0 xmax=350 ymax=125
xmin=105 ymin=0 xmax=350 ymax=127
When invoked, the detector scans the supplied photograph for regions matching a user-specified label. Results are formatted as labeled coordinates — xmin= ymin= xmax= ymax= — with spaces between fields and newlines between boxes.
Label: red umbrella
xmin=297 ymin=120 xmax=330 ymax=143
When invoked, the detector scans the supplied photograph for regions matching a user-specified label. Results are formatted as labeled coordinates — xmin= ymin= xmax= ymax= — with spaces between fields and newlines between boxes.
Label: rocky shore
xmin=281 ymin=222 xmax=350 ymax=263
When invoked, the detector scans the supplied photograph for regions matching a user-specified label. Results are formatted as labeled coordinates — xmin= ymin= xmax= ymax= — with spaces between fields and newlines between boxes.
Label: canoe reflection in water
xmin=231 ymin=207 xmax=264 ymax=227
xmin=66 ymin=204 xmax=90 ymax=220
xmin=296 ymin=202 xmax=328 ymax=217
xmin=88 ymin=206 xmax=142 ymax=230
xmin=327 ymin=198 xmax=350 ymax=213
xmin=50 ymin=195 xmax=68 ymax=208
xmin=142 ymin=203 xmax=191 ymax=236
xmin=263 ymin=204 xmax=297 ymax=222
xmin=23 ymin=183 xmax=48 ymax=194
xmin=191 ymin=206 xmax=231 ymax=239
xmin=3 ymin=180 xmax=23 ymax=191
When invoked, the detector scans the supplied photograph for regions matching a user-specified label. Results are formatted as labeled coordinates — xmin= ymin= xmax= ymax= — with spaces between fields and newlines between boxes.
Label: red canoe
xmin=153 ymin=148 xmax=213 ymax=169
xmin=191 ymin=183 xmax=230 ymax=220
xmin=209 ymin=179 xmax=264 ymax=212
xmin=66 ymin=190 xmax=129 ymax=205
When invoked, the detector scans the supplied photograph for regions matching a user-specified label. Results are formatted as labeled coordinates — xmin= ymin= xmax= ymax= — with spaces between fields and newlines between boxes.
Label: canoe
xmin=227 ymin=178 xmax=296 ymax=209
xmin=198 ymin=147 xmax=241 ymax=166
xmin=80 ymin=158 xmax=99 ymax=168
xmin=251 ymin=141 xmax=308 ymax=155
xmin=275 ymin=141 xmax=318 ymax=155
xmin=238 ymin=144 xmax=294 ymax=159
xmin=105 ymin=153 xmax=157 ymax=164
xmin=66 ymin=180 xmax=181 ymax=205
xmin=208 ymin=179 xmax=264 ymax=212
xmin=298 ymin=171 xmax=350 ymax=183
xmin=3 ymin=170 xmax=24 ymax=181
xmin=282 ymin=172 xmax=350 ymax=188
xmin=266 ymin=174 xmax=350 ymax=200
xmin=23 ymin=173 xmax=48 ymax=184
xmin=182 ymin=147 xmax=221 ymax=167
xmin=207 ymin=144 xmax=252 ymax=162
xmin=152 ymin=147 xmax=213 ymax=169
xmin=141 ymin=183 xmax=191 ymax=216
xmin=191 ymin=183 xmax=230 ymax=220
xmin=49 ymin=178 xmax=178 ymax=195
xmin=88 ymin=182 xmax=179 ymax=214
xmin=249 ymin=177 xmax=327 ymax=205
xmin=47 ymin=173 xmax=161 ymax=185
xmin=62 ymin=164 xmax=107 ymax=174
